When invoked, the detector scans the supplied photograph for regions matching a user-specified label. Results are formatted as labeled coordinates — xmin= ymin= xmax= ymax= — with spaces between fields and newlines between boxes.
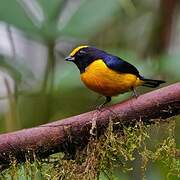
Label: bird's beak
xmin=65 ymin=56 xmax=75 ymax=61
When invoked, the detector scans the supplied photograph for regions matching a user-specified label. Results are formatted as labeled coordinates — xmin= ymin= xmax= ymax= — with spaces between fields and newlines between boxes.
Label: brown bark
xmin=159 ymin=0 xmax=177 ymax=52
xmin=0 ymin=83 xmax=180 ymax=171
xmin=144 ymin=0 xmax=177 ymax=57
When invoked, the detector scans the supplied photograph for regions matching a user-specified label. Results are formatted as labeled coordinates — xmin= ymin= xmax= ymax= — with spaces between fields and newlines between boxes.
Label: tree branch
xmin=0 ymin=83 xmax=180 ymax=171
xmin=144 ymin=0 xmax=177 ymax=56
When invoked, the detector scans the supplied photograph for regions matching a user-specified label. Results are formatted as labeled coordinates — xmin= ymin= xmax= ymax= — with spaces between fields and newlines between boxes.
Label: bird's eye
xmin=79 ymin=50 xmax=86 ymax=55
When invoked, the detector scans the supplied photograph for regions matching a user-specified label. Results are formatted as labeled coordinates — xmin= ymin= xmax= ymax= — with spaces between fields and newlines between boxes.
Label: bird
xmin=65 ymin=45 xmax=165 ymax=107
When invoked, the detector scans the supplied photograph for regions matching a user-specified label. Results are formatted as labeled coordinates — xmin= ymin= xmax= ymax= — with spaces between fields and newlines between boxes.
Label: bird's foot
xmin=132 ymin=88 xmax=138 ymax=98
xmin=95 ymin=96 xmax=111 ymax=111
xmin=95 ymin=103 xmax=105 ymax=111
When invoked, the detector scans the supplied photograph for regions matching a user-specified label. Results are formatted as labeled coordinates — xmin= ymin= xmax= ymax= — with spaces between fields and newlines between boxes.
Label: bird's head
xmin=65 ymin=45 xmax=106 ymax=73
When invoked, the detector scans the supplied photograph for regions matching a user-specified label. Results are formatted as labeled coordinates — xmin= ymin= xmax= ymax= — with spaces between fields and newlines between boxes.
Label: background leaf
xmin=0 ymin=0 xmax=39 ymax=35
xmin=59 ymin=0 xmax=119 ymax=38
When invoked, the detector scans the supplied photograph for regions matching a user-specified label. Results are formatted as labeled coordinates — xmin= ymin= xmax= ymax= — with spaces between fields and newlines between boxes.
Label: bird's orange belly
xmin=80 ymin=60 xmax=143 ymax=97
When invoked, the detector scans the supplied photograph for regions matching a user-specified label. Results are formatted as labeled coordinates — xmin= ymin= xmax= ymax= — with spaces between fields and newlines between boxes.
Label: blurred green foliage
xmin=0 ymin=0 xmax=179 ymax=179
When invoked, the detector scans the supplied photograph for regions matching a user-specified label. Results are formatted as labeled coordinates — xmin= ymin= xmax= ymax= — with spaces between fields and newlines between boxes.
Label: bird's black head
xmin=65 ymin=45 xmax=106 ymax=73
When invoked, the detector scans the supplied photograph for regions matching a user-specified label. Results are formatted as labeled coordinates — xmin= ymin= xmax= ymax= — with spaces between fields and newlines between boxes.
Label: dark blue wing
xmin=102 ymin=55 xmax=140 ymax=77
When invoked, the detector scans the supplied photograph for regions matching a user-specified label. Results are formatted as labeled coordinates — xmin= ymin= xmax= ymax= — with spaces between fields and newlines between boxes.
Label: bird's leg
xmin=97 ymin=96 xmax=111 ymax=110
xmin=132 ymin=87 xmax=138 ymax=98
xmin=104 ymin=96 xmax=112 ymax=105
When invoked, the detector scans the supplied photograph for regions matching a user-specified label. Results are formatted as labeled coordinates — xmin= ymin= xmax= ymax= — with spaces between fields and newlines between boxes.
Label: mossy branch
xmin=0 ymin=83 xmax=180 ymax=171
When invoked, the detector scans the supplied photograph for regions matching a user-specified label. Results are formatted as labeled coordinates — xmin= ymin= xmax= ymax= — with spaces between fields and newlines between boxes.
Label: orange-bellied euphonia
xmin=65 ymin=45 xmax=165 ymax=106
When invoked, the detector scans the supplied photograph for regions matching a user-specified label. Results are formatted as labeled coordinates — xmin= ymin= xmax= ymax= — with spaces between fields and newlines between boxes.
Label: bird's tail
xmin=140 ymin=77 xmax=166 ymax=88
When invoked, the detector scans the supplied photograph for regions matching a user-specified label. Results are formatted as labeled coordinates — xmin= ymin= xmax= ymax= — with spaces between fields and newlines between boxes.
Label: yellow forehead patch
xmin=69 ymin=45 xmax=88 ymax=57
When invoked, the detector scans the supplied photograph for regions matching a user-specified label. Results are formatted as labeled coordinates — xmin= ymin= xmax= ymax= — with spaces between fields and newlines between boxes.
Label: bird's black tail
xmin=140 ymin=77 xmax=166 ymax=88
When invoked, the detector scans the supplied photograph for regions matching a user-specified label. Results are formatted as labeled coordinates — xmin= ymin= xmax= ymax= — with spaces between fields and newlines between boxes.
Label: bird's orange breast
xmin=80 ymin=59 xmax=143 ymax=96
